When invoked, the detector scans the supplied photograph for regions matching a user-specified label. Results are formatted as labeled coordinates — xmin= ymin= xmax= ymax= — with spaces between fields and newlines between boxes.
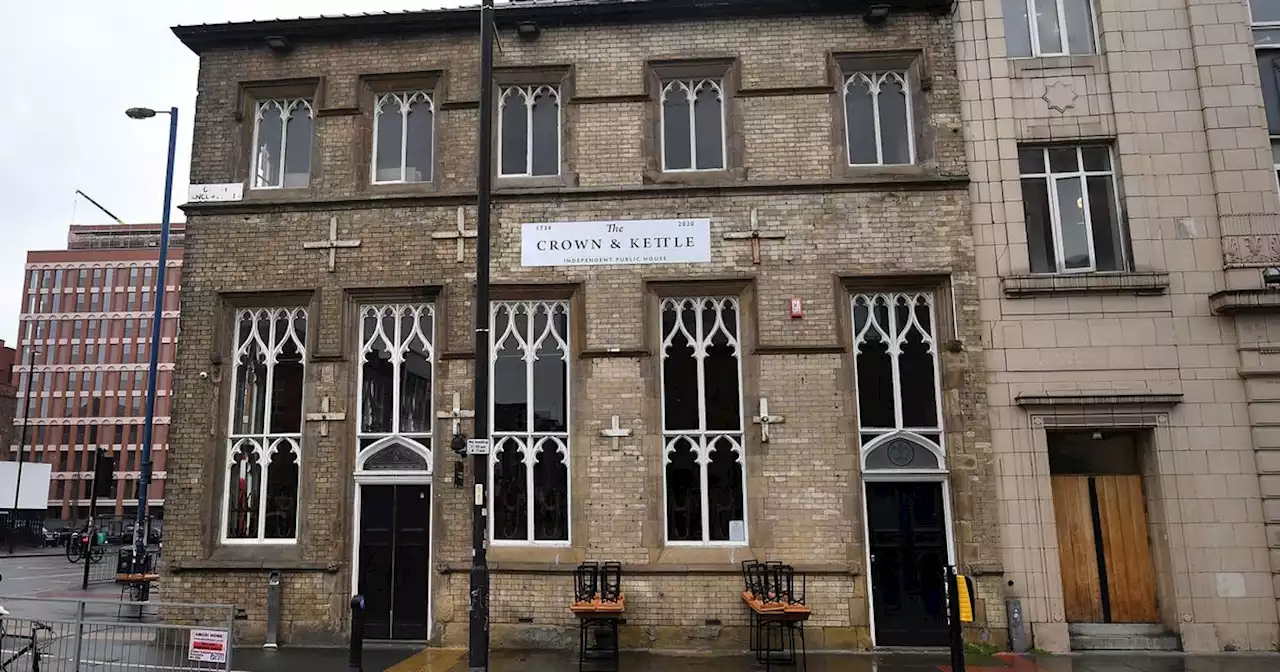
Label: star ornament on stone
xmin=1042 ymin=80 xmax=1078 ymax=114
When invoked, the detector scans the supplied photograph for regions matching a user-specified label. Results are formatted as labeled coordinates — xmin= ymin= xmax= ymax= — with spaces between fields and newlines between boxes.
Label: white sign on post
xmin=521 ymin=218 xmax=711 ymax=267
xmin=187 ymin=183 xmax=244 ymax=203
xmin=188 ymin=628 xmax=229 ymax=663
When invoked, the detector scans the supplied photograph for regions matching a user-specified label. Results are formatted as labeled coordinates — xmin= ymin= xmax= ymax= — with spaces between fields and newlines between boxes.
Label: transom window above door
xmin=1004 ymin=0 xmax=1098 ymax=57
xmin=372 ymin=92 xmax=434 ymax=184
xmin=251 ymin=99 xmax=314 ymax=189
xmin=357 ymin=303 xmax=435 ymax=475
xmin=661 ymin=78 xmax=726 ymax=172
xmin=489 ymin=300 xmax=571 ymax=545
xmin=499 ymin=85 xmax=561 ymax=177
xmin=850 ymin=291 xmax=946 ymax=471
xmin=1019 ymin=145 xmax=1127 ymax=274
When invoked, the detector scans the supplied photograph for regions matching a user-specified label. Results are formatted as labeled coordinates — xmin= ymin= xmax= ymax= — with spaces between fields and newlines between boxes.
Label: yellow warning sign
xmin=956 ymin=574 xmax=974 ymax=623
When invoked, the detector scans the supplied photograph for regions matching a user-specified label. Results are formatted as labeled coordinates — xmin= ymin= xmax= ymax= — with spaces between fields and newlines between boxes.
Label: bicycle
xmin=0 ymin=614 xmax=53 ymax=671
xmin=65 ymin=532 xmax=105 ymax=565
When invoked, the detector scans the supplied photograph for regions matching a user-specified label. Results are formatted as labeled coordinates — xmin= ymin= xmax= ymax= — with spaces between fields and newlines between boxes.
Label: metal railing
xmin=1221 ymin=213 xmax=1280 ymax=268
xmin=0 ymin=595 xmax=233 ymax=671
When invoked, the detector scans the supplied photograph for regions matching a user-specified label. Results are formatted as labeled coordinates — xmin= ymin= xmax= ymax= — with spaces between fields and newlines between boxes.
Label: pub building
xmin=164 ymin=0 xmax=1000 ymax=650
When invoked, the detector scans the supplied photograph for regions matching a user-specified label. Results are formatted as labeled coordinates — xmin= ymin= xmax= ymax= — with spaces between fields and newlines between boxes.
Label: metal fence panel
xmin=0 ymin=596 xmax=233 ymax=672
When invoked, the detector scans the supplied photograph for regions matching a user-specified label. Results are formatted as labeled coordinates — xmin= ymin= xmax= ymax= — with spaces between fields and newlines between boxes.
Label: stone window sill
xmin=365 ymin=181 xmax=440 ymax=197
xmin=494 ymin=172 xmax=579 ymax=191
xmin=1209 ymin=288 xmax=1280 ymax=315
xmin=642 ymin=166 xmax=746 ymax=186
xmin=1001 ymin=271 xmax=1169 ymax=298
xmin=1010 ymin=55 xmax=1102 ymax=77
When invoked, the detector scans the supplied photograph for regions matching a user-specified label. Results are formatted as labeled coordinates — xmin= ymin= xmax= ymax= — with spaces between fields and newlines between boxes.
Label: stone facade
xmin=956 ymin=0 xmax=1280 ymax=653
xmin=165 ymin=0 xmax=1001 ymax=650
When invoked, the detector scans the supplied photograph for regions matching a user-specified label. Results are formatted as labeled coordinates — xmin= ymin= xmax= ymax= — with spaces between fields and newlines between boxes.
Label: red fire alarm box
xmin=789 ymin=298 xmax=803 ymax=319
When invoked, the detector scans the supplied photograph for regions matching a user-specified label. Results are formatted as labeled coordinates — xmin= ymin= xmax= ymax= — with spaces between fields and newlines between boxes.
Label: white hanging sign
xmin=521 ymin=218 xmax=711 ymax=267
xmin=187 ymin=183 xmax=244 ymax=203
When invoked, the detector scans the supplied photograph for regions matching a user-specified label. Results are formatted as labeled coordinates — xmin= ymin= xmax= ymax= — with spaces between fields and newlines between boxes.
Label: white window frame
xmin=851 ymin=291 xmax=947 ymax=472
xmin=487 ymin=299 xmax=571 ymax=546
xmin=497 ymin=85 xmax=562 ymax=178
xmin=371 ymin=91 xmax=435 ymax=185
xmin=659 ymin=296 xmax=747 ymax=547
xmin=355 ymin=303 xmax=435 ymax=477
xmin=1015 ymin=0 xmax=1100 ymax=58
xmin=220 ymin=306 xmax=307 ymax=545
xmin=843 ymin=71 xmax=916 ymax=167
xmin=1019 ymin=145 xmax=1125 ymax=274
xmin=659 ymin=78 xmax=728 ymax=172
xmin=250 ymin=99 xmax=314 ymax=190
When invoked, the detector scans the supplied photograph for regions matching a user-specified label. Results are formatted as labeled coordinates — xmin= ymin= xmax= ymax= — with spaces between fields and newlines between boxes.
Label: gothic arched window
xmin=661 ymin=79 xmax=725 ymax=172
xmin=372 ymin=91 xmax=434 ymax=184
xmin=356 ymin=303 xmax=435 ymax=476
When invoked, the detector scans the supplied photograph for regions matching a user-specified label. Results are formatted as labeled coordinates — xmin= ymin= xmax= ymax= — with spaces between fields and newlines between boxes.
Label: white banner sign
xmin=188 ymin=629 xmax=229 ymax=663
xmin=521 ymin=218 xmax=711 ymax=267
xmin=187 ymin=183 xmax=244 ymax=203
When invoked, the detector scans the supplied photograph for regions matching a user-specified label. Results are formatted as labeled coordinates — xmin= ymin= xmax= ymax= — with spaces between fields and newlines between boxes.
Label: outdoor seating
xmin=569 ymin=561 xmax=625 ymax=672
xmin=741 ymin=560 xmax=809 ymax=672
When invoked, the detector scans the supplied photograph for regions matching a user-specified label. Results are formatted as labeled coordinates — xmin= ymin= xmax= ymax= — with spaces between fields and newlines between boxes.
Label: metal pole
xmin=348 ymin=595 xmax=365 ymax=672
xmin=132 ymin=107 xmax=178 ymax=575
xmin=469 ymin=2 xmax=494 ymax=670
xmin=947 ymin=565 xmax=966 ymax=672
xmin=82 ymin=451 xmax=99 ymax=590
xmin=8 ymin=345 xmax=38 ymax=554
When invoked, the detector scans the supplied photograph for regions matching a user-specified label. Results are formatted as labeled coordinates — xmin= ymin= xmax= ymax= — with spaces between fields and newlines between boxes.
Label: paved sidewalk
xmin=229 ymin=648 xmax=1280 ymax=672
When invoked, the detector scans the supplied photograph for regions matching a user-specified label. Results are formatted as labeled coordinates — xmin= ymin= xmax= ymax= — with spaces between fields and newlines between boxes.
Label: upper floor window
xmin=251 ymin=99 xmax=314 ymax=189
xmin=661 ymin=79 xmax=726 ymax=172
xmin=372 ymin=91 xmax=434 ymax=184
xmin=499 ymin=85 xmax=560 ymax=177
xmin=1004 ymin=0 xmax=1097 ymax=57
xmin=1254 ymin=0 xmax=1280 ymax=24
xmin=844 ymin=71 xmax=914 ymax=166
xmin=1019 ymin=145 xmax=1126 ymax=273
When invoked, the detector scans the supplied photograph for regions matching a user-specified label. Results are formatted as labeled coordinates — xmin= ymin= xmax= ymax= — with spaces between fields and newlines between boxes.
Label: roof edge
xmin=172 ymin=0 xmax=955 ymax=54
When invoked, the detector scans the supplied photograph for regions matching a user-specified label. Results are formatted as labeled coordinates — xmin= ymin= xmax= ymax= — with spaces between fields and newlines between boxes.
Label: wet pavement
xmin=228 ymin=648 xmax=1280 ymax=672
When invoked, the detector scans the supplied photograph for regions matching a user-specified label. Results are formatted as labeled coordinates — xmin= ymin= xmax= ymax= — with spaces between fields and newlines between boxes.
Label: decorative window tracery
xmin=843 ymin=71 xmax=914 ymax=166
xmin=661 ymin=79 xmax=726 ymax=171
xmin=372 ymin=91 xmax=434 ymax=184
xmin=852 ymin=292 xmax=946 ymax=472
xmin=660 ymin=297 xmax=746 ymax=544
xmin=498 ymin=85 xmax=561 ymax=177
xmin=489 ymin=300 xmax=570 ymax=544
xmin=251 ymin=99 xmax=314 ymax=189
xmin=224 ymin=307 xmax=307 ymax=542
xmin=356 ymin=304 xmax=434 ymax=475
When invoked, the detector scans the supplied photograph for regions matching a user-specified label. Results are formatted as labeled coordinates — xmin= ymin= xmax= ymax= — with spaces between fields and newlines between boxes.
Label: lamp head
xmin=125 ymin=108 xmax=157 ymax=120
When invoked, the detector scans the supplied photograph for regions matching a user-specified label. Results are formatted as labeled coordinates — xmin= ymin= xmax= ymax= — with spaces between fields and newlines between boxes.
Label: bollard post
xmin=72 ymin=600 xmax=85 ymax=672
xmin=947 ymin=566 xmax=966 ymax=672
xmin=265 ymin=571 xmax=282 ymax=650
xmin=349 ymin=595 xmax=365 ymax=672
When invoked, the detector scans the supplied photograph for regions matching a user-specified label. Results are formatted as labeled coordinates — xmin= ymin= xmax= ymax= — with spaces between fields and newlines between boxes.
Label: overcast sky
xmin=0 ymin=1 xmax=457 ymax=346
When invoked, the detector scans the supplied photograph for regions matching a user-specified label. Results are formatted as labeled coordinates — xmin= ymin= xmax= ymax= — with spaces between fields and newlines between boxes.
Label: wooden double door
xmin=358 ymin=484 xmax=431 ymax=640
xmin=1052 ymin=475 xmax=1158 ymax=623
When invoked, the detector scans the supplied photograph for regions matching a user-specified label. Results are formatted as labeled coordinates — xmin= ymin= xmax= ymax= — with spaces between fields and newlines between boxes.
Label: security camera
xmin=1264 ymin=267 xmax=1280 ymax=286
xmin=198 ymin=371 xmax=210 ymax=380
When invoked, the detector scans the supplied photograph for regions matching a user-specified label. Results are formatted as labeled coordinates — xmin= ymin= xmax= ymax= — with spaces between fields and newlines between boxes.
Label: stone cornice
xmin=1209 ymin=288 xmax=1280 ymax=315
xmin=1015 ymin=392 xmax=1183 ymax=408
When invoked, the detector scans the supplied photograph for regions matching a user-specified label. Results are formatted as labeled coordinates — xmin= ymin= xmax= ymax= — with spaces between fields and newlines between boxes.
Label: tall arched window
xmin=356 ymin=303 xmax=435 ymax=475
xmin=251 ymin=99 xmax=314 ymax=189
xmin=661 ymin=79 xmax=725 ymax=172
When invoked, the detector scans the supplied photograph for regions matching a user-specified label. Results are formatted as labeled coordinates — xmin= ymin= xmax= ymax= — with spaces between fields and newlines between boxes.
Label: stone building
xmin=956 ymin=0 xmax=1280 ymax=653
xmin=165 ymin=0 xmax=1002 ymax=650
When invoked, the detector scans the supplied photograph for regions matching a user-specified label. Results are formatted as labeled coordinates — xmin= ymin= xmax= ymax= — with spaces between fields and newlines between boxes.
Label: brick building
xmin=0 ymin=340 xmax=17 ymax=472
xmin=956 ymin=0 xmax=1280 ymax=654
xmin=12 ymin=224 xmax=183 ymax=524
xmin=165 ymin=0 xmax=1003 ymax=649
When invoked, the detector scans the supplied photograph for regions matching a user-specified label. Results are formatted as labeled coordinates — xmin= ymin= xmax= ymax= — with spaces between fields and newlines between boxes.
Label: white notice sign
xmin=729 ymin=520 xmax=746 ymax=543
xmin=466 ymin=439 xmax=492 ymax=456
xmin=187 ymin=183 xmax=244 ymax=203
xmin=521 ymin=218 xmax=711 ymax=267
xmin=188 ymin=628 xmax=229 ymax=663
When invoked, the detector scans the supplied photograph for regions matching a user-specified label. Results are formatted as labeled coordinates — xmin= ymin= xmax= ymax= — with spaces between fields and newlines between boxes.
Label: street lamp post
xmin=124 ymin=106 xmax=179 ymax=574
xmin=470 ymin=1 xmax=495 ymax=669
xmin=8 ymin=346 xmax=40 ymax=554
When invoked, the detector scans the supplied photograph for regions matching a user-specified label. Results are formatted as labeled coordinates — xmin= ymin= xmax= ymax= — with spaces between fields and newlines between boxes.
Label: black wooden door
xmin=358 ymin=484 xmax=430 ymax=640
xmin=867 ymin=481 xmax=949 ymax=647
